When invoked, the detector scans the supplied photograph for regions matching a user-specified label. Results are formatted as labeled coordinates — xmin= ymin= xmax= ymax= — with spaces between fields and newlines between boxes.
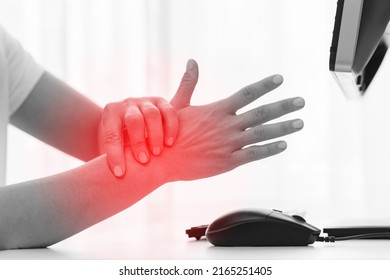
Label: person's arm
xmin=10 ymin=71 xmax=103 ymax=161
xmin=1 ymin=60 xmax=304 ymax=250
xmin=4 ymin=25 xmax=177 ymax=176
xmin=0 ymin=152 xmax=165 ymax=250
xmin=10 ymin=71 xmax=179 ymax=175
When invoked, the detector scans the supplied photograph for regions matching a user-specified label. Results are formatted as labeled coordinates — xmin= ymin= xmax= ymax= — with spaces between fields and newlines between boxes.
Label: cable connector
xmin=186 ymin=225 xmax=208 ymax=240
xmin=316 ymin=235 xmax=335 ymax=243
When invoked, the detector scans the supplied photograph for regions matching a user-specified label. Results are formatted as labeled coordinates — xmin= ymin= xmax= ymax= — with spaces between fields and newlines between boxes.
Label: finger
xmin=139 ymin=102 xmax=164 ymax=156
xmin=230 ymin=141 xmax=287 ymax=167
xmin=236 ymin=97 xmax=305 ymax=129
xmin=237 ymin=119 xmax=304 ymax=147
xmin=170 ymin=59 xmax=199 ymax=109
xmin=221 ymin=74 xmax=283 ymax=113
xmin=124 ymin=105 xmax=149 ymax=164
xmin=102 ymin=104 xmax=125 ymax=177
xmin=157 ymin=98 xmax=179 ymax=146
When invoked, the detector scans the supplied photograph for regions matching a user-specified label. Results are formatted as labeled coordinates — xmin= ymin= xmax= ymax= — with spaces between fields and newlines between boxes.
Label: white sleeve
xmin=0 ymin=26 xmax=44 ymax=116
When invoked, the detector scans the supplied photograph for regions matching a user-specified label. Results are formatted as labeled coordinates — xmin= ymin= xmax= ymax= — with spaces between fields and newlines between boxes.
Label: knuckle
xmin=155 ymin=97 xmax=166 ymax=104
xmin=254 ymin=106 xmax=268 ymax=120
xmin=281 ymin=101 xmax=291 ymax=112
xmin=181 ymin=71 xmax=195 ymax=83
xmin=265 ymin=145 xmax=273 ymax=157
xmin=242 ymin=86 xmax=254 ymax=101
xmin=254 ymin=126 xmax=266 ymax=138
xmin=245 ymin=148 xmax=256 ymax=161
xmin=104 ymin=132 xmax=123 ymax=144
xmin=227 ymin=153 xmax=239 ymax=170
xmin=227 ymin=154 xmax=236 ymax=167
xmin=162 ymin=105 xmax=175 ymax=114
xmin=157 ymin=99 xmax=174 ymax=113
xmin=124 ymin=97 xmax=136 ymax=105
xmin=130 ymin=140 xmax=145 ymax=149
xmin=124 ymin=111 xmax=143 ymax=123
xmin=142 ymin=106 xmax=160 ymax=118
xmin=163 ymin=109 xmax=178 ymax=127
xmin=103 ymin=103 xmax=115 ymax=114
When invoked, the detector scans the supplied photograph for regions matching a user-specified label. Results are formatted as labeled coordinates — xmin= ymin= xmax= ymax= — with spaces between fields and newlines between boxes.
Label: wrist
xmin=133 ymin=147 xmax=180 ymax=184
xmin=122 ymin=147 xmax=168 ymax=188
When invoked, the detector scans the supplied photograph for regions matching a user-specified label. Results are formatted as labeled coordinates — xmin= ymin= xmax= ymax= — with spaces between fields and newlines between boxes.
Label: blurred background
xmin=1 ymin=0 xmax=390 ymax=251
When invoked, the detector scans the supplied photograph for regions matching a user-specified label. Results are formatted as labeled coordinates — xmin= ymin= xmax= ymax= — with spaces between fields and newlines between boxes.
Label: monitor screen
xmin=329 ymin=0 xmax=390 ymax=98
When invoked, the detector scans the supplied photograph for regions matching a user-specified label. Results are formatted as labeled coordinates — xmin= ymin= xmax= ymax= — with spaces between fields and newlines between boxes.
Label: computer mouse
xmin=205 ymin=208 xmax=321 ymax=246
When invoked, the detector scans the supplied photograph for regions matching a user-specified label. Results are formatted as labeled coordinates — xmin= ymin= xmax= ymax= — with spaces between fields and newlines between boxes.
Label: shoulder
xmin=0 ymin=25 xmax=12 ymax=47
xmin=0 ymin=25 xmax=22 ymax=58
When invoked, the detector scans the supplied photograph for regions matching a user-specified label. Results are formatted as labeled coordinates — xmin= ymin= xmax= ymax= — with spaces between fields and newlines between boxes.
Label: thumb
xmin=170 ymin=59 xmax=199 ymax=109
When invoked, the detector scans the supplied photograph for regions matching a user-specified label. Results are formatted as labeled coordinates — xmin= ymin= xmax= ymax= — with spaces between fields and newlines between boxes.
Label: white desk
xmin=2 ymin=240 xmax=390 ymax=260
xmin=1 ymin=218 xmax=390 ymax=260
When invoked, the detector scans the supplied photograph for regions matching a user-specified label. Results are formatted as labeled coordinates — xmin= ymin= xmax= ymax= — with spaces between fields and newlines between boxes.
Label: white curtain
xmin=1 ymin=0 xmax=390 ymax=230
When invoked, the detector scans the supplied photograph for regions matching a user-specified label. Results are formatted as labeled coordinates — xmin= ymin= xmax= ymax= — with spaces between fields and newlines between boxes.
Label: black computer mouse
xmin=205 ymin=208 xmax=321 ymax=246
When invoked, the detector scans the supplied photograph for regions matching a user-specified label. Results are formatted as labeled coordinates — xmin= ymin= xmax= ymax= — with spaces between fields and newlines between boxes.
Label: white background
xmin=1 ymin=0 xmax=390 ymax=238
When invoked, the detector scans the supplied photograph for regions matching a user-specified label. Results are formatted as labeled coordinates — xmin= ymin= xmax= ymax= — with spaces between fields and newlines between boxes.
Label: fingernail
xmin=166 ymin=137 xmax=174 ymax=146
xmin=292 ymin=120 xmax=304 ymax=129
xmin=186 ymin=59 xmax=194 ymax=71
xmin=138 ymin=152 xmax=149 ymax=163
xmin=113 ymin=166 xmax=123 ymax=177
xmin=153 ymin=146 xmax=161 ymax=155
xmin=293 ymin=97 xmax=305 ymax=107
xmin=272 ymin=74 xmax=283 ymax=85
xmin=278 ymin=142 xmax=287 ymax=150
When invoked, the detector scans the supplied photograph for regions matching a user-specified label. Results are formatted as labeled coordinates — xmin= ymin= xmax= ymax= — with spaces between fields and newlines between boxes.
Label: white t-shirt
xmin=0 ymin=27 xmax=43 ymax=186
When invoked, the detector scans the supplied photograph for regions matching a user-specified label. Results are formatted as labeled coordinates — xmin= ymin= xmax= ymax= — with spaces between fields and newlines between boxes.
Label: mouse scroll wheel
xmin=292 ymin=215 xmax=306 ymax=223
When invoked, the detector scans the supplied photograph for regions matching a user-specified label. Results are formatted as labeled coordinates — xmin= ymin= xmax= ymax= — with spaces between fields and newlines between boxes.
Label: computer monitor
xmin=329 ymin=0 xmax=390 ymax=99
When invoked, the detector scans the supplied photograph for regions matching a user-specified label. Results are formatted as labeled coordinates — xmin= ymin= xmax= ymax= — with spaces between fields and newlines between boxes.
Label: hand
xmin=159 ymin=59 xmax=305 ymax=181
xmin=101 ymin=97 xmax=179 ymax=177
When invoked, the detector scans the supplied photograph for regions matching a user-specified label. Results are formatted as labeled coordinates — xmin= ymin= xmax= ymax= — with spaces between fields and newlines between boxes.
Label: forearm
xmin=10 ymin=71 xmax=103 ymax=161
xmin=0 ymin=151 xmax=166 ymax=250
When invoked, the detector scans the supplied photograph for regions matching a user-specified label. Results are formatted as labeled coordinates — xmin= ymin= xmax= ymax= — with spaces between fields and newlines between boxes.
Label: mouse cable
xmin=316 ymin=232 xmax=390 ymax=243
xmin=316 ymin=236 xmax=336 ymax=242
